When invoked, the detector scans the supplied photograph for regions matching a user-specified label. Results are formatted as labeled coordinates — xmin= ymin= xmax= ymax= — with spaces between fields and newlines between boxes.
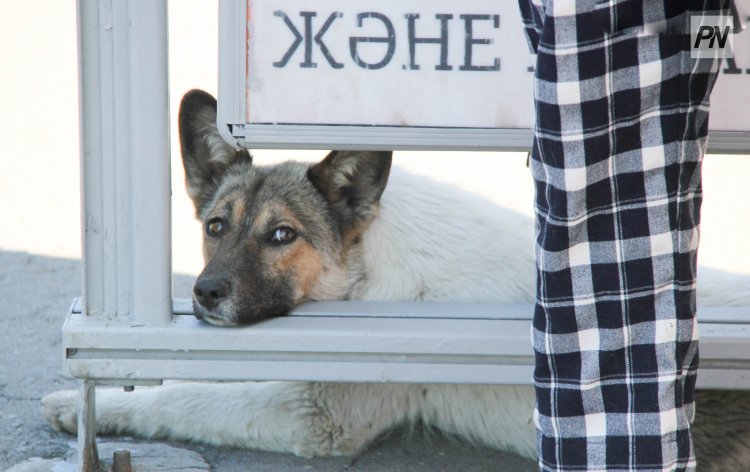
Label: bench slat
xmin=65 ymin=299 xmax=750 ymax=389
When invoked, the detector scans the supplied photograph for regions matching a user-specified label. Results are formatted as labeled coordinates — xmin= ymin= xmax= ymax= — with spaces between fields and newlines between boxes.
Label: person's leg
xmin=517 ymin=1 xmax=731 ymax=470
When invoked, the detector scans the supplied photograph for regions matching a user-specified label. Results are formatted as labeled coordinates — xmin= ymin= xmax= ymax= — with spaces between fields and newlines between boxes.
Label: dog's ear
xmin=178 ymin=89 xmax=251 ymax=216
xmin=308 ymin=150 xmax=392 ymax=237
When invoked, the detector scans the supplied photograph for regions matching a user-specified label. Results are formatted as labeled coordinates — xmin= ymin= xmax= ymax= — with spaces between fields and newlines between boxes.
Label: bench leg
xmin=77 ymin=380 xmax=99 ymax=472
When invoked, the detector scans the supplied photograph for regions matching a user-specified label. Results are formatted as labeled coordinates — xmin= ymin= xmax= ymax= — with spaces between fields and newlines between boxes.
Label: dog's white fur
xmin=42 ymin=164 xmax=749 ymax=462
xmin=324 ymin=169 xmax=536 ymax=305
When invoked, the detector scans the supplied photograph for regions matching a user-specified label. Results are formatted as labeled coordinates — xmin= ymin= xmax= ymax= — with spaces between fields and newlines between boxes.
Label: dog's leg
xmin=418 ymin=384 xmax=538 ymax=459
xmin=43 ymin=381 xmax=423 ymax=457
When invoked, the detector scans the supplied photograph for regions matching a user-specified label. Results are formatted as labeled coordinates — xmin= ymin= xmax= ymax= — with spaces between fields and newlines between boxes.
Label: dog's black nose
xmin=193 ymin=278 xmax=230 ymax=310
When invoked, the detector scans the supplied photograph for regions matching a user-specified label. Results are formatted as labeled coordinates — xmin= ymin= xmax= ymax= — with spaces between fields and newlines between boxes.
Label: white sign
xmin=246 ymin=0 xmax=533 ymax=129
xmin=218 ymin=0 xmax=750 ymax=151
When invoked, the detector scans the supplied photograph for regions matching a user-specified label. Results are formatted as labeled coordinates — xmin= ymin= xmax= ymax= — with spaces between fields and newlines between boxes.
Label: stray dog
xmin=43 ymin=90 xmax=750 ymax=469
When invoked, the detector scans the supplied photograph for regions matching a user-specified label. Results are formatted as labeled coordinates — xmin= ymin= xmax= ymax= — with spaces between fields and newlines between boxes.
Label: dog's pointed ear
xmin=179 ymin=89 xmax=252 ymax=216
xmin=307 ymin=150 xmax=392 ymax=237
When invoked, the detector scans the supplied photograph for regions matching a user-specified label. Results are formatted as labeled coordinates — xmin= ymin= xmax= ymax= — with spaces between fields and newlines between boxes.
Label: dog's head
xmin=179 ymin=90 xmax=392 ymax=325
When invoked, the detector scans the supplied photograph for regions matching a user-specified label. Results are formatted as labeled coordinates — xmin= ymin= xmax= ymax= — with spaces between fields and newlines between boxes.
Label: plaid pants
xmin=517 ymin=1 xmax=732 ymax=470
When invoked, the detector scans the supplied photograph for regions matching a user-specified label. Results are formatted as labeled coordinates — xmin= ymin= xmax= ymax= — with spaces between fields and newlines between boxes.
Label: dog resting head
xmin=178 ymin=89 xmax=392 ymax=325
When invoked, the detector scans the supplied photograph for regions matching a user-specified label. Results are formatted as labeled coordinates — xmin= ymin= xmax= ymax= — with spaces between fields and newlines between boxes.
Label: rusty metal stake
xmin=112 ymin=449 xmax=132 ymax=472
xmin=78 ymin=380 xmax=99 ymax=472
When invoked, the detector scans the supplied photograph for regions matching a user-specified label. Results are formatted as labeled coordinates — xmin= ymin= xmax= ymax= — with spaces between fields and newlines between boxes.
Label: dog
xmin=43 ymin=89 xmax=750 ymax=469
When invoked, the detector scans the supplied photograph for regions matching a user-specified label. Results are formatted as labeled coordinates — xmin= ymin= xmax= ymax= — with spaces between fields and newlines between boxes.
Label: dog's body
xmin=43 ymin=90 xmax=750 ymax=469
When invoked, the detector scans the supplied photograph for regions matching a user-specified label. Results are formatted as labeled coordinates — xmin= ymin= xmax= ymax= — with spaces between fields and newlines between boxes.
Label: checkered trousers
xmin=517 ymin=1 xmax=731 ymax=471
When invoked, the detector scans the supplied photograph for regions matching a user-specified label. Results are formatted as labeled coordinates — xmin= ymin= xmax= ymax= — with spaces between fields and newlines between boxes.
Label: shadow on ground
xmin=0 ymin=250 xmax=536 ymax=471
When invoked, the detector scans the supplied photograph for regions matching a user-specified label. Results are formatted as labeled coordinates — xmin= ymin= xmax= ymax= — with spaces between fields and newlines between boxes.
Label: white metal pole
xmin=78 ymin=0 xmax=116 ymax=318
xmin=78 ymin=0 xmax=172 ymax=323
xmin=127 ymin=0 xmax=172 ymax=323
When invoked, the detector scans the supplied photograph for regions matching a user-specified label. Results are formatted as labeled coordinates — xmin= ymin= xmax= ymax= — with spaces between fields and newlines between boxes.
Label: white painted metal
xmin=167 ymin=298 xmax=750 ymax=322
xmin=127 ymin=1 xmax=172 ymax=323
xmin=63 ymin=300 xmax=750 ymax=389
xmin=64 ymin=308 xmax=534 ymax=385
xmin=229 ymin=125 xmax=749 ymax=154
xmin=220 ymin=125 xmax=750 ymax=153
xmin=77 ymin=0 xmax=172 ymax=323
xmin=229 ymin=124 xmax=536 ymax=152
xmin=78 ymin=0 xmax=114 ymax=318
xmin=217 ymin=0 xmax=246 ymax=149
xmin=707 ymin=130 xmax=750 ymax=154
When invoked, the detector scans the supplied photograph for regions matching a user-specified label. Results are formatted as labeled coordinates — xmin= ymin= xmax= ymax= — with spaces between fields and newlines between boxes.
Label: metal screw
xmin=112 ymin=449 xmax=132 ymax=472
xmin=123 ymin=385 xmax=135 ymax=392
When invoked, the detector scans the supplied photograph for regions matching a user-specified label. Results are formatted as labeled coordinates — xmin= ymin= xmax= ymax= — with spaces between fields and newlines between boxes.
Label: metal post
xmin=77 ymin=380 xmax=99 ymax=472
xmin=126 ymin=1 xmax=172 ymax=322
xmin=77 ymin=0 xmax=172 ymax=324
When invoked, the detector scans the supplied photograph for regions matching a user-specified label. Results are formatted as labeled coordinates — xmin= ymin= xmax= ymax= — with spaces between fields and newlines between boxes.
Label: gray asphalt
xmin=0 ymin=250 xmax=536 ymax=471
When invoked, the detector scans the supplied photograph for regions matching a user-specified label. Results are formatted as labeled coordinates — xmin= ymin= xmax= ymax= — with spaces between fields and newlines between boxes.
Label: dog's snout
xmin=193 ymin=278 xmax=230 ymax=310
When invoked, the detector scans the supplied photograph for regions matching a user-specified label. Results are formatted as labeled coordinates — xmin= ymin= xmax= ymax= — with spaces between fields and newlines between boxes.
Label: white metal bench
xmin=68 ymin=1 xmax=750 ymax=470
xmin=65 ymin=298 xmax=750 ymax=387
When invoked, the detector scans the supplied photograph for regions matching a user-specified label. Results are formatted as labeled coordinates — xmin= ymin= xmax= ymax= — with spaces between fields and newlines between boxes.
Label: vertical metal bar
xmin=112 ymin=0 xmax=134 ymax=317
xmin=77 ymin=0 xmax=172 ymax=323
xmin=217 ymin=0 xmax=247 ymax=147
xmin=78 ymin=0 xmax=108 ymax=318
xmin=127 ymin=0 xmax=172 ymax=323
xmin=77 ymin=380 xmax=99 ymax=472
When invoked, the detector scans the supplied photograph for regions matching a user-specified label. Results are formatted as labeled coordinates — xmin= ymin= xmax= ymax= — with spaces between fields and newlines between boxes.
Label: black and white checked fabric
xmin=517 ymin=1 xmax=732 ymax=470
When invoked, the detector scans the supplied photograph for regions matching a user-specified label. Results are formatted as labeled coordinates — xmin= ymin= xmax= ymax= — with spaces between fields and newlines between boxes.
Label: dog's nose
xmin=193 ymin=278 xmax=230 ymax=310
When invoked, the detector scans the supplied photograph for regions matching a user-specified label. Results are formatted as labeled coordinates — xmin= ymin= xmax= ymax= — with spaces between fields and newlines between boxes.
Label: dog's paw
xmin=41 ymin=390 xmax=78 ymax=434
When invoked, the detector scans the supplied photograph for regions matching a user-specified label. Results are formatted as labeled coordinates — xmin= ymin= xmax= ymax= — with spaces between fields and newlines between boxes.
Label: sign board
xmin=218 ymin=0 xmax=750 ymax=152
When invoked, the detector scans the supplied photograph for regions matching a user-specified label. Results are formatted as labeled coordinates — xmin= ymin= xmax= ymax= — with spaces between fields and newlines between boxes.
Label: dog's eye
xmin=269 ymin=227 xmax=297 ymax=244
xmin=205 ymin=218 xmax=226 ymax=237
